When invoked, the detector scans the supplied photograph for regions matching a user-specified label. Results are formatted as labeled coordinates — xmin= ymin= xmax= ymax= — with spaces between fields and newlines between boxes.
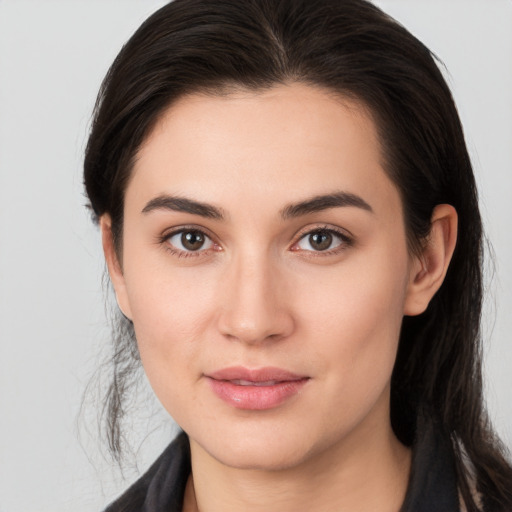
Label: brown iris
xmin=309 ymin=231 xmax=333 ymax=251
xmin=181 ymin=230 xmax=206 ymax=251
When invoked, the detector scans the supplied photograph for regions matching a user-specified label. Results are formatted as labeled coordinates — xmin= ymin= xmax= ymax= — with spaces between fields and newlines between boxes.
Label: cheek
xmin=122 ymin=263 xmax=218 ymax=398
xmin=293 ymin=243 xmax=410 ymax=390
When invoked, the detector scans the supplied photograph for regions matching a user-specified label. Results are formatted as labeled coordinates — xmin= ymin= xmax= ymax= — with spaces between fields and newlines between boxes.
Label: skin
xmin=102 ymin=83 xmax=457 ymax=512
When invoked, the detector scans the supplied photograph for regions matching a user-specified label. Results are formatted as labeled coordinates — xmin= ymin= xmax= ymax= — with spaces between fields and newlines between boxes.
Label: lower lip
xmin=207 ymin=378 xmax=309 ymax=410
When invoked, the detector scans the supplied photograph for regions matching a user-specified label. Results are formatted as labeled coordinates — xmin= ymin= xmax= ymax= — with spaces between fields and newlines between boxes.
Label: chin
xmin=210 ymin=440 xmax=310 ymax=471
xmin=188 ymin=418 xmax=326 ymax=472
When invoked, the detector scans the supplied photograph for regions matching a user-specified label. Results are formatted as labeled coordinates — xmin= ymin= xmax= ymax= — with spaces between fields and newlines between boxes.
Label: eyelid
xmin=290 ymin=224 xmax=354 ymax=254
xmin=159 ymin=225 xmax=221 ymax=257
xmin=293 ymin=223 xmax=354 ymax=240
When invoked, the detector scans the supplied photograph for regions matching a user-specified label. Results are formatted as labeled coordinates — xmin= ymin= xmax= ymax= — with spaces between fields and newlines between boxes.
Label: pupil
xmin=310 ymin=231 xmax=332 ymax=251
xmin=182 ymin=231 xmax=204 ymax=251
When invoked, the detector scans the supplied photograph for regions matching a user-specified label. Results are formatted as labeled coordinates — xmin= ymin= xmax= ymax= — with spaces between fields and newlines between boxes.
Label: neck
xmin=184 ymin=412 xmax=411 ymax=512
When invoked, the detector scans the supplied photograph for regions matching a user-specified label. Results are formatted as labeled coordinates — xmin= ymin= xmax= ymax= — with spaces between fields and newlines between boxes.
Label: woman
xmin=83 ymin=0 xmax=512 ymax=510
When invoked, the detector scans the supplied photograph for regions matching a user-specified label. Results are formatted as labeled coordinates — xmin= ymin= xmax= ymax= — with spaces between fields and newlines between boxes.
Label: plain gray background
xmin=0 ymin=1 xmax=511 ymax=510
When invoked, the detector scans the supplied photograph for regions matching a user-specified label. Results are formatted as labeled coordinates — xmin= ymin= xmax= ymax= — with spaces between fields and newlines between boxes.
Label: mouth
xmin=229 ymin=379 xmax=286 ymax=386
xmin=205 ymin=366 xmax=310 ymax=410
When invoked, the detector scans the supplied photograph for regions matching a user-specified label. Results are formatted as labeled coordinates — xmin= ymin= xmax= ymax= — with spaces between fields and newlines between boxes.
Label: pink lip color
xmin=206 ymin=366 xmax=309 ymax=410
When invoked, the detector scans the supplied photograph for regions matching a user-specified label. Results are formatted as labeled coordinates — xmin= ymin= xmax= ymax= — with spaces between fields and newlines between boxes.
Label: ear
xmin=404 ymin=204 xmax=458 ymax=316
xmin=100 ymin=215 xmax=133 ymax=321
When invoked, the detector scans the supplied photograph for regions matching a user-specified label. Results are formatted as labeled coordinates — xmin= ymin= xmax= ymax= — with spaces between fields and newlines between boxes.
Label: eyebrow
xmin=141 ymin=195 xmax=225 ymax=220
xmin=141 ymin=190 xmax=372 ymax=221
xmin=280 ymin=191 xmax=373 ymax=219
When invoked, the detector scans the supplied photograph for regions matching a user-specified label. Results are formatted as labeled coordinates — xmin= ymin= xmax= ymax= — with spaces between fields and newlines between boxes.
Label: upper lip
xmin=206 ymin=366 xmax=308 ymax=383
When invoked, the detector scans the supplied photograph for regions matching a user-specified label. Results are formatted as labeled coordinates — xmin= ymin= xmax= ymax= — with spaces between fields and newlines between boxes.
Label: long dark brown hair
xmin=83 ymin=0 xmax=512 ymax=509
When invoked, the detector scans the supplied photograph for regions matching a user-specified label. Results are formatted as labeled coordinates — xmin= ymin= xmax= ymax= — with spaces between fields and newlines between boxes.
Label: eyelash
xmin=159 ymin=225 xmax=354 ymax=259
xmin=159 ymin=225 xmax=220 ymax=259
xmin=291 ymin=225 xmax=354 ymax=256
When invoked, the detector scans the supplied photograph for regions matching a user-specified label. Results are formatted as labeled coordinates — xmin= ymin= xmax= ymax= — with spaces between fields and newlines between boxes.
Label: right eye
xmin=165 ymin=229 xmax=215 ymax=254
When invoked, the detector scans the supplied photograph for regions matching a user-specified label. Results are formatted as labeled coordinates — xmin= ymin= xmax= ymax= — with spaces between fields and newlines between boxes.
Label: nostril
xmin=217 ymin=307 xmax=294 ymax=345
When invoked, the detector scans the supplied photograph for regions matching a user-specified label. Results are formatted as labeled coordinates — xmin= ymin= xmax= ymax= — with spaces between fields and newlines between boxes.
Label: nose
xmin=217 ymin=252 xmax=295 ymax=345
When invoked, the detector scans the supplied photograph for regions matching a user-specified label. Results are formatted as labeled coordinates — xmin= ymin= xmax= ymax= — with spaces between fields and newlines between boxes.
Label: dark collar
xmin=400 ymin=415 xmax=460 ymax=511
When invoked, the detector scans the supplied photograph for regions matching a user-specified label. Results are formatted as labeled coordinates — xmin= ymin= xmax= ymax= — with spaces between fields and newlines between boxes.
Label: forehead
xmin=128 ymin=83 xmax=398 ymax=216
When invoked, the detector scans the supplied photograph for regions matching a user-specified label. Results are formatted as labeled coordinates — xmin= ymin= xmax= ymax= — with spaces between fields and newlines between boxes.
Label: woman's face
xmin=107 ymin=84 xmax=424 ymax=470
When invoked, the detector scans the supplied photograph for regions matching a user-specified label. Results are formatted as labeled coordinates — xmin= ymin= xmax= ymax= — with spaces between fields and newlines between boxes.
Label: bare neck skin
xmin=183 ymin=390 xmax=411 ymax=512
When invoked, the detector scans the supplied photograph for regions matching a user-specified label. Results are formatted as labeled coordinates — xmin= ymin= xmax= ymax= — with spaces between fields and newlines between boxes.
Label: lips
xmin=206 ymin=366 xmax=309 ymax=410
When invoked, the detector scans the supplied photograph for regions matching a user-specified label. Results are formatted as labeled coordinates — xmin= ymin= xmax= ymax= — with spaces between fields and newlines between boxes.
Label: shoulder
xmin=103 ymin=432 xmax=191 ymax=512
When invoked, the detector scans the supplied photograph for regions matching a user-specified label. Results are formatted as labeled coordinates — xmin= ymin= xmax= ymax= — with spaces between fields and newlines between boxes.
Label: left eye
xmin=167 ymin=229 xmax=214 ymax=252
xmin=295 ymin=229 xmax=347 ymax=252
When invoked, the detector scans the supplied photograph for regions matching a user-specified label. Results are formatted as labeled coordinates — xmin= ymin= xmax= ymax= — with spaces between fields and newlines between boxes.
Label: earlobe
xmin=100 ymin=215 xmax=133 ymax=321
xmin=404 ymin=204 xmax=458 ymax=316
